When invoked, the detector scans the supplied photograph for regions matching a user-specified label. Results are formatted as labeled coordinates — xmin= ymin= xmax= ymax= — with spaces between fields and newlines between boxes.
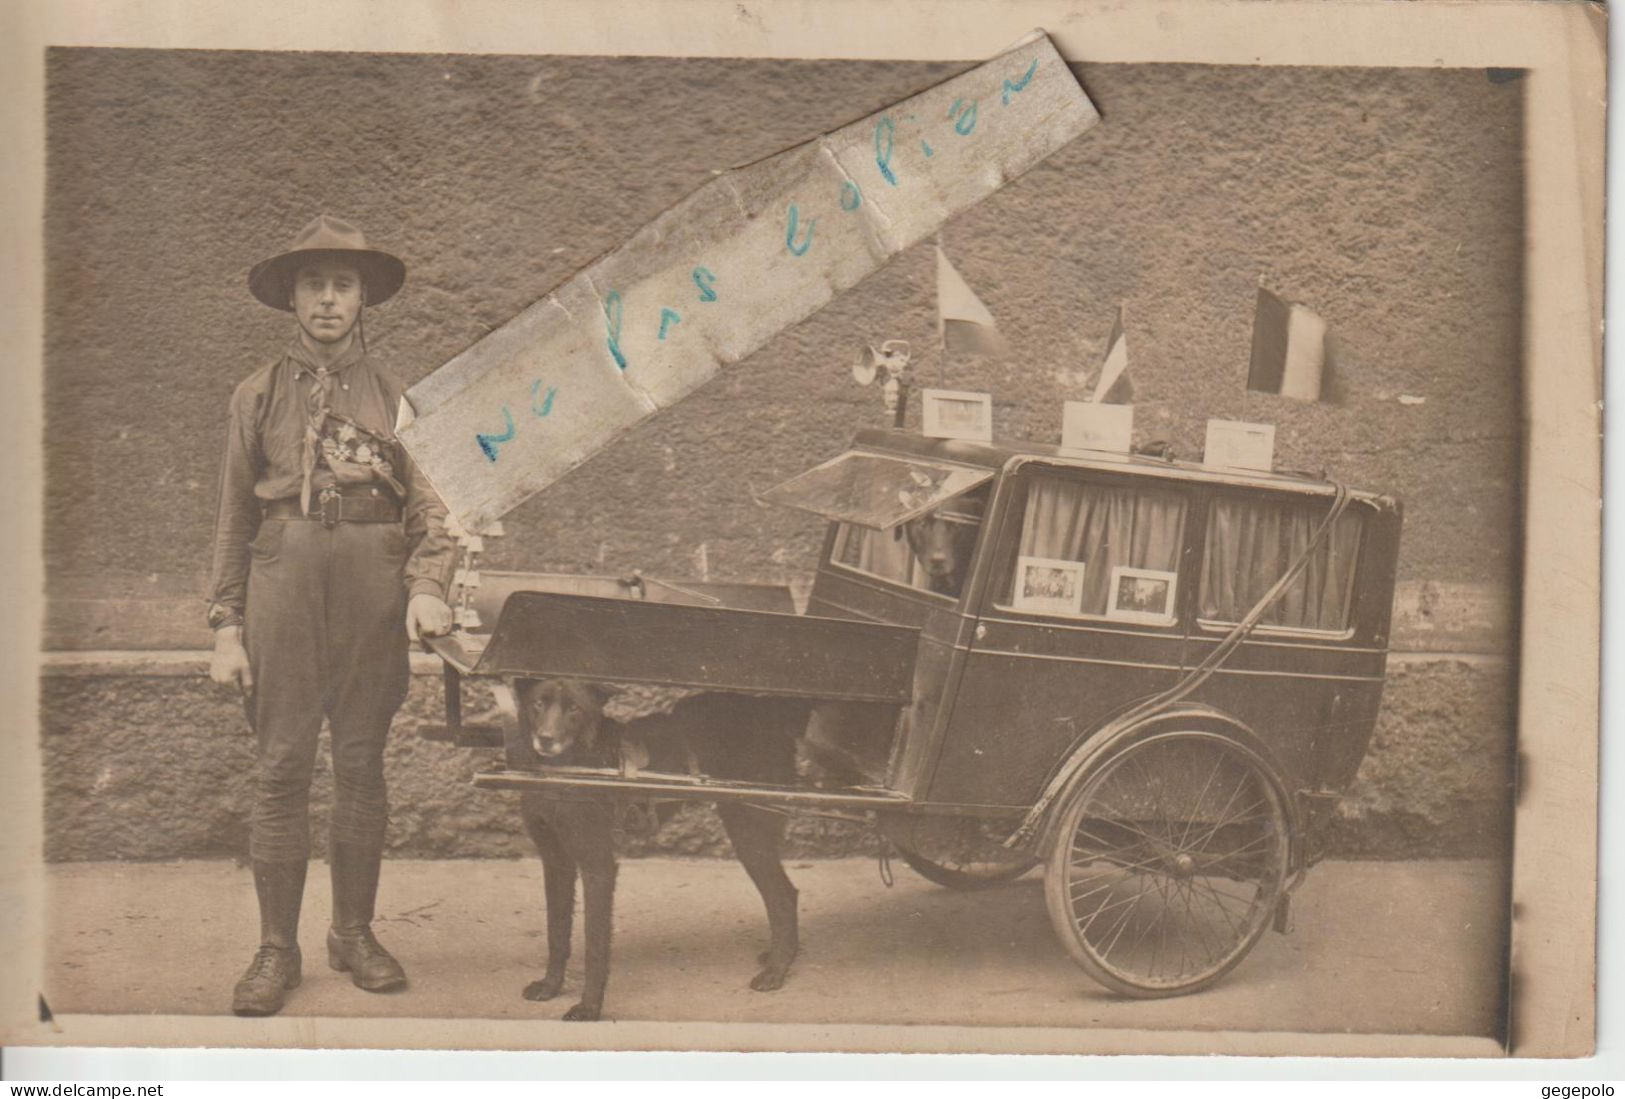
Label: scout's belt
xmin=264 ymin=486 xmax=402 ymax=527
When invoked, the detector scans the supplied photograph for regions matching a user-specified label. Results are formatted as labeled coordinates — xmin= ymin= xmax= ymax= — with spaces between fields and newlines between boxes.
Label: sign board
xmin=1060 ymin=400 xmax=1133 ymax=456
xmin=398 ymin=31 xmax=1100 ymax=532
xmin=1203 ymin=418 xmax=1277 ymax=472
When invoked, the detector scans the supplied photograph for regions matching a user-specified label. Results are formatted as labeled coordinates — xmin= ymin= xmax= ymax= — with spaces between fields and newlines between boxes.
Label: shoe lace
xmin=334 ymin=926 xmax=393 ymax=961
xmin=244 ymin=945 xmax=288 ymax=981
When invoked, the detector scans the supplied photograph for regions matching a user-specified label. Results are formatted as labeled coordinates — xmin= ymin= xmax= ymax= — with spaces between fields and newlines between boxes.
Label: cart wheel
xmin=885 ymin=815 xmax=1038 ymax=890
xmin=1044 ymin=730 xmax=1291 ymax=997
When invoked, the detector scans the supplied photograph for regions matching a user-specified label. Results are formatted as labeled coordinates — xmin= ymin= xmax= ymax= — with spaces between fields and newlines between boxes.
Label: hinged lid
xmin=759 ymin=450 xmax=994 ymax=529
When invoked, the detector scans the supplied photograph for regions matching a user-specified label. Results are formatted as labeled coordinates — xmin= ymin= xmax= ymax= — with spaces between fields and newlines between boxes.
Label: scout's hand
xmin=406 ymin=593 xmax=454 ymax=644
xmin=209 ymin=626 xmax=254 ymax=695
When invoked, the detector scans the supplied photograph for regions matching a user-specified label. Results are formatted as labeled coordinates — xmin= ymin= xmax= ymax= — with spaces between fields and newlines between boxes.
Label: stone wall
xmin=40 ymin=653 xmax=1514 ymax=862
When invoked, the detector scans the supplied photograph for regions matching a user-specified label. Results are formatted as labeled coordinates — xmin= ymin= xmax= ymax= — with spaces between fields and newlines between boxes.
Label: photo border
xmin=1203 ymin=418 xmax=1277 ymax=473
xmin=1012 ymin=555 xmax=1088 ymax=615
xmin=0 ymin=0 xmax=1603 ymax=1062
xmin=1059 ymin=399 xmax=1134 ymax=457
xmin=920 ymin=388 xmax=995 ymax=443
xmin=1106 ymin=565 xmax=1178 ymax=626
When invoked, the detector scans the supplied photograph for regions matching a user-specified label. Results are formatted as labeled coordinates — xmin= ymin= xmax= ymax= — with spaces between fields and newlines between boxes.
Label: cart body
xmin=430 ymin=428 xmax=1402 ymax=995
xmin=791 ymin=430 xmax=1401 ymax=830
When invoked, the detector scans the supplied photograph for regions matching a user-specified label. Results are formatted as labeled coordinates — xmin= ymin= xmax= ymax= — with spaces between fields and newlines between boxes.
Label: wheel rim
xmin=1051 ymin=732 xmax=1290 ymax=993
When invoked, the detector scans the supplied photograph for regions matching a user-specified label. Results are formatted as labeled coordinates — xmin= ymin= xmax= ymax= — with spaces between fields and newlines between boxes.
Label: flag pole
xmin=936 ymin=233 xmax=949 ymax=388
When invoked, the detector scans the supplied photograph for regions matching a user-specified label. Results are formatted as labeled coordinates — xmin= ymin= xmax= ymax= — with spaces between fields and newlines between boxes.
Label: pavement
xmin=42 ymin=857 xmax=1507 ymax=1040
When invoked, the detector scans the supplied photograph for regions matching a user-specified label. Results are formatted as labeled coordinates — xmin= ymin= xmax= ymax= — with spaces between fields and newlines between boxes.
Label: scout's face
xmin=290 ymin=260 xmax=364 ymax=344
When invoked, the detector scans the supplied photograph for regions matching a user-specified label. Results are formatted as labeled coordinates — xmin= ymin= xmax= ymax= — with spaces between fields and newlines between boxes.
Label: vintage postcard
xmin=1060 ymin=400 xmax=1134 ymax=456
xmin=1013 ymin=556 xmax=1088 ymax=616
xmin=0 ymin=0 xmax=1604 ymax=1067
xmin=1202 ymin=419 xmax=1277 ymax=473
xmin=920 ymin=390 xmax=997 ymax=444
xmin=1106 ymin=566 xmax=1178 ymax=627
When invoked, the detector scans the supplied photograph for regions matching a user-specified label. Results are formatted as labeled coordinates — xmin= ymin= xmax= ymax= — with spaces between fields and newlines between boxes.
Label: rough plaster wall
xmin=41 ymin=660 xmax=1512 ymax=862
xmin=41 ymin=52 xmax=1522 ymax=862
xmin=46 ymin=53 xmax=1521 ymax=589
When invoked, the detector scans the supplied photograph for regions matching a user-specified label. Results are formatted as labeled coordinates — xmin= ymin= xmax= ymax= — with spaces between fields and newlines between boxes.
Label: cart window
xmin=1199 ymin=497 xmax=1363 ymax=633
xmin=997 ymin=475 xmax=1188 ymax=621
xmin=760 ymin=451 xmax=993 ymax=529
xmin=831 ymin=487 xmax=987 ymax=598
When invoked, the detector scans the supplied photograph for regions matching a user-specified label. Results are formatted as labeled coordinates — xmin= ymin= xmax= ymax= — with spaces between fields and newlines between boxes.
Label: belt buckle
xmin=318 ymin=486 xmax=342 ymax=528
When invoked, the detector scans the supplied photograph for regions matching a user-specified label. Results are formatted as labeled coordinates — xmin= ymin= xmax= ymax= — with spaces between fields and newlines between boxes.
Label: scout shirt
xmin=206 ymin=338 xmax=458 ymax=629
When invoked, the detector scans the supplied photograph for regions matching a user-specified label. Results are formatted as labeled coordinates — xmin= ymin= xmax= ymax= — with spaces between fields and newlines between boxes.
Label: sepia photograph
xmin=1106 ymin=567 xmax=1177 ymax=626
xmin=920 ymin=390 xmax=996 ymax=443
xmin=0 ymin=0 xmax=1606 ymax=1072
xmin=1202 ymin=419 xmax=1277 ymax=473
xmin=1060 ymin=399 xmax=1135 ymax=457
xmin=1013 ymin=556 xmax=1088 ymax=615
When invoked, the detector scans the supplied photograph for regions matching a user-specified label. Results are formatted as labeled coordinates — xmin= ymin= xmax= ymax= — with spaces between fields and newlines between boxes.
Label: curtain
xmin=1012 ymin=476 xmax=1187 ymax=615
xmin=1200 ymin=497 xmax=1362 ymax=631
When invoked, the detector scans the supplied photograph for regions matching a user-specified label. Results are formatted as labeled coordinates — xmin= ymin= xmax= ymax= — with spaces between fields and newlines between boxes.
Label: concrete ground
xmin=43 ymin=857 xmax=1507 ymax=1039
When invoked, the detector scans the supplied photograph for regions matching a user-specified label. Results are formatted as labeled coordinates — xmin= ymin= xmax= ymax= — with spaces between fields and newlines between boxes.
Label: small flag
xmin=936 ymin=246 xmax=1008 ymax=357
xmin=1248 ymin=287 xmax=1330 ymax=401
xmin=1091 ymin=306 xmax=1131 ymax=403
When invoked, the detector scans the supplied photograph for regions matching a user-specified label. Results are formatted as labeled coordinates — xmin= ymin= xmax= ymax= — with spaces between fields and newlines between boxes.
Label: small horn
xmin=852 ymin=343 xmax=880 ymax=386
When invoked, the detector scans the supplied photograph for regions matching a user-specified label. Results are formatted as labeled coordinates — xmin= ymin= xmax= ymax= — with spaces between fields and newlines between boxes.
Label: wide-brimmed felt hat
xmin=248 ymin=215 xmax=406 ymax=311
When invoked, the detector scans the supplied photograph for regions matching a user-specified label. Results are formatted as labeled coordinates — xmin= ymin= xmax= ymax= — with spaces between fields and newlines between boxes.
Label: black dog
xmin=507 ymin=678 xmax=806 ymax=1021
xmin=899 ymin=490 xmax=986 ymax=598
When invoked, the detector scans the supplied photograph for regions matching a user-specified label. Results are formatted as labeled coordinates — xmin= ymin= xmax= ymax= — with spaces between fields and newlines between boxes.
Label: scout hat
xmin=247 ymin=214 xmax=406 ymax=311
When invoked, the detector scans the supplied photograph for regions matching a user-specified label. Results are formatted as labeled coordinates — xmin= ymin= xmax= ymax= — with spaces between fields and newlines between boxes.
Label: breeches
xmin=244 ymin=518 xmax=410 ymax=862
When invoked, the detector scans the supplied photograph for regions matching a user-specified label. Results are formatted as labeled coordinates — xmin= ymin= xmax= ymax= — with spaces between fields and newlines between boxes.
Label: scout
xmin=206 ymin=216 xmax=458 ymax=1016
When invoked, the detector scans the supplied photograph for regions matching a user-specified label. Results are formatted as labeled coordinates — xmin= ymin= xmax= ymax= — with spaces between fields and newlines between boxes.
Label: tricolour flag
xmin=1091 ymin=306 xmax=1131 ymax=403
xmin=936 ymin=246 xmax=1008 ymax=357
xmin=1247 ymin=287 xmax=1330 ymax=401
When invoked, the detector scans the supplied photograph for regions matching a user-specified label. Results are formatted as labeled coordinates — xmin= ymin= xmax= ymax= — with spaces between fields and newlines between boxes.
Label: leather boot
xmin=327 ymin=841 xmax=407 ymax=992
xmin=232 ymin=859 xmax=307 ymax=1016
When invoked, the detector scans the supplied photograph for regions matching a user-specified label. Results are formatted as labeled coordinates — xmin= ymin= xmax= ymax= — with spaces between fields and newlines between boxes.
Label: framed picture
xmin=921 ymin=388 xmax=994 ymax=442
xmin=1203 ymin=418 xmax=1276 ymax=472
xmin=1060 ymin=400 xmax=1134 ymax=457
xmin=1012 ymin=555 xmax=1086 ymax=615
xmin=1107 ymin=566 xmax=1179 ymax=625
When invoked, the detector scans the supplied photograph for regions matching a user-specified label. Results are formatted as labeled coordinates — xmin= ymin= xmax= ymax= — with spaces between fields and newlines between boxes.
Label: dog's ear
xmin=566 ymin=680 xmax=612 ymax=713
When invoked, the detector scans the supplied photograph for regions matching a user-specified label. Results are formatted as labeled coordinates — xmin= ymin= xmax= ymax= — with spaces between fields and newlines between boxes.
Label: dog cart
xmin=424 ymin=427 xmax=1402 ymax=998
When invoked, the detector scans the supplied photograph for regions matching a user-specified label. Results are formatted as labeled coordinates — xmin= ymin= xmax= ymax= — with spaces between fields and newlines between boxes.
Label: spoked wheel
xmin=883 ymin=814 xmax=1038 ymax=890
xmin=1044 ymin=731 xmax=1292 ymax=997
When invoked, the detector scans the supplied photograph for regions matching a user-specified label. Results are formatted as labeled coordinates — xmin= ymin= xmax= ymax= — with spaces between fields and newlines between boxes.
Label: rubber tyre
xmin=1043 ymin=730 xmax=1291 ymax=998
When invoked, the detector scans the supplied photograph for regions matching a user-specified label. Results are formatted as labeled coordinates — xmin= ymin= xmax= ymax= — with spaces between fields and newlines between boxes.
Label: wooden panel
xmin=475 ymin=591 xmax=920 ymax=703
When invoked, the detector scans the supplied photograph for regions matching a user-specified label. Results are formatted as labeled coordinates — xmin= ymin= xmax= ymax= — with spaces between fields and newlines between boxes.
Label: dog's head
xmin=518 ymin=677 xmax=612 ymax=761
xmin=898 ymin=494 xmax=984 ymax=597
